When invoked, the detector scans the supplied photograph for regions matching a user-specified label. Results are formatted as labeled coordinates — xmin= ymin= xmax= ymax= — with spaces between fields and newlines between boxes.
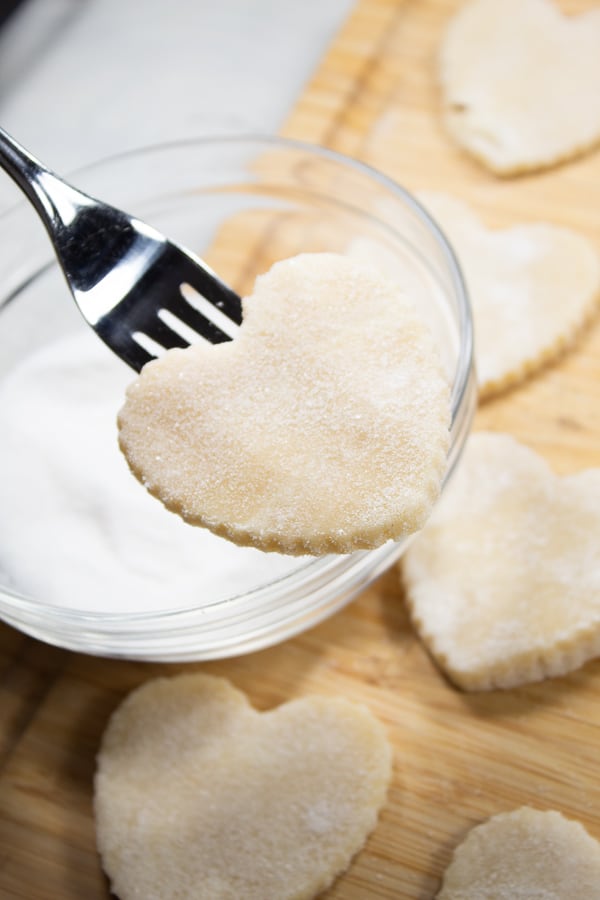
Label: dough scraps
xmin=118 ymin=252 xmax=450 ymax=555
xmin=95 ymin=673 xmax=392 ymax=900
xmin=439 ymin=0 xmax=600 ymax=175
xmin=401 ymin=431 xmax=600 ymax=690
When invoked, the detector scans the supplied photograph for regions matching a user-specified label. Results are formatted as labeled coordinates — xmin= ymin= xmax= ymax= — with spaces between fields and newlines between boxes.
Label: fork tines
xmin=97 ymin=244 xmax=243 ymax=372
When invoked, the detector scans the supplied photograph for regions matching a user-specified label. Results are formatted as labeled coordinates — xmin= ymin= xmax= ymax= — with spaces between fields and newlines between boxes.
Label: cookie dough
xmin=418 ymin=192 xmax=600 ymax=398
xmin=402 ymin=432 xmax=600 ymax=690
xmin=440 ymin=0 xmax=600 ymax=175
xmin=95 ymin=673 xmax=392 ymax=900
xmin=118 ymin=253 xmax=450 ymax=554
xmin=438 ymin=807 xmax=600 ymax=898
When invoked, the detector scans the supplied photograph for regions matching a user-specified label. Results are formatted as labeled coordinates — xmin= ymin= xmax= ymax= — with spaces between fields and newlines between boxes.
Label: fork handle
xmin=0 ymin=125 xmax=88 ymax=229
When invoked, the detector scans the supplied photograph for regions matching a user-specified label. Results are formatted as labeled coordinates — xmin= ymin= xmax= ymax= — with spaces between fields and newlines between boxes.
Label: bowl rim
xmin=0 ymin=133 xmax=473 ymax=412
xmin=0 ymin=132 xmax=475 ymax=652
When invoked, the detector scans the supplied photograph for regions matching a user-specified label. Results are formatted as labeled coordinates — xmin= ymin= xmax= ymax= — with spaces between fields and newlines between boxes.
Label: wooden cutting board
xmin=2 ymin=1 xmax=600 ymax=897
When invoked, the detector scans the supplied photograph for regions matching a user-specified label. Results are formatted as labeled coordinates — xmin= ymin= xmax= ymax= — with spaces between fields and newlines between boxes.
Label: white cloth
xmin=0 ymin=0 xmax=352 ymax=209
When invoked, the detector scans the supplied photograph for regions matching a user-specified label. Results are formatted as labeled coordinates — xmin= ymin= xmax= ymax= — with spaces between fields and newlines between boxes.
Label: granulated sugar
xmin=0 ymin=331 xmax=302 ymax=613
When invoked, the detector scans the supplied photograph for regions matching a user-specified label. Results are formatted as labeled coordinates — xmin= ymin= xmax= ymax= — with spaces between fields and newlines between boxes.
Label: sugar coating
xmin=94 ymin=673 xmax=392 ymax=900
xmin=118 ymin=252 xmax=450 ymax=555
xmin=418 ymin=193 xmax=600 ymax=399
xmin=440 ymin=0 xmax=600 ymax=175
xmin=438 ymin=807 xmax=600 ymax=898
xmin=402 ymin=432 xmax=600 ymax=691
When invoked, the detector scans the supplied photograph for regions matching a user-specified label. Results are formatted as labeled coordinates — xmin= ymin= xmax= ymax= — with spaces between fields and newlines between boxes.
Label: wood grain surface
xmin=2 ymin=1 xmax=600 ymax=898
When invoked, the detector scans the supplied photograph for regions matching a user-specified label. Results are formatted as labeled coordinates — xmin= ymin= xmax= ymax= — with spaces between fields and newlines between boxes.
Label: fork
xmin=0 ymin=127 xmax=243 ymax=371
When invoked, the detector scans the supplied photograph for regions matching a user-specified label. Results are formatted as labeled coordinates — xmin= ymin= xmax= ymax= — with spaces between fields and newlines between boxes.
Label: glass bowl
xmin=0 ymin=135 xmax=475 ymax=661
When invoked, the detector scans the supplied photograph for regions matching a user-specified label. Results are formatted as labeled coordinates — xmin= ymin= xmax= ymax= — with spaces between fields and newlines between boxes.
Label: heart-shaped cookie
xmin=440 ymin=0 xmax=600 ymax=175
xmin=118 ymin=252 xmax=450 ymax=555
xmin=94 ymin=673 xmax=391 ymax=900
xmin=418 ymin=193 xmax=600 ymax=399
xmin=402 ymin=432 xmax=600 ymax=690
xmin=438 ymin=807 xmax=600 ymax=898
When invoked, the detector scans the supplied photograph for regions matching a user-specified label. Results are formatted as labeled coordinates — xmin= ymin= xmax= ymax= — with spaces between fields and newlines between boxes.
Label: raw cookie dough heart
xmin=401 ymin=432 xmax=600 ymax=690
xmin=440 ymin=0 xmax=600 ymax=175
xmin=118 ymin=252 xmax=450 ymax=555
xmin=94 ymin=673 xmax=392 ymax=900
xmin=418 ymin=193 xmax=600 ymax=398
xmin=437 ymin=807 xmax=600 ymax=899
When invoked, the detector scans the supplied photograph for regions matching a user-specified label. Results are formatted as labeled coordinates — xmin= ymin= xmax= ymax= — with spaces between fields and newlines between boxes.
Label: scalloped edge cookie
xmin=417 ymin=192 xmax=600 ymax=399
xmin=95 ymin=673 xmax=392 ymax=900
xmin=118 ymin=253 xmax=451 ymax=555
xmin=401 ymin=431 xmax=600 ymax=690
xmin=440 ymin=0 xmax=600 ymax=175
xmin=438 ymin=807 xmax=600 ymax=898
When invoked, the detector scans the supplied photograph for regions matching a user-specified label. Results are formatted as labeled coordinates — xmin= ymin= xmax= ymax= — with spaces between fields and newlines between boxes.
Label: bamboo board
xmin=2 ymin=1 xmax=600 ymax=897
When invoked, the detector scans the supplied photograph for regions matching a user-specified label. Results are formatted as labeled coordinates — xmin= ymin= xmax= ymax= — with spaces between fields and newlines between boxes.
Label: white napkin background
xmin=0 ymin=0 xmax=352 ymax=210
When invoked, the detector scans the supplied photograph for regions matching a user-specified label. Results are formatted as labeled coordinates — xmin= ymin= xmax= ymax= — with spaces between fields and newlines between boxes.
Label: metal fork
xmin=0 ymin=127 xmax=243 ymax=371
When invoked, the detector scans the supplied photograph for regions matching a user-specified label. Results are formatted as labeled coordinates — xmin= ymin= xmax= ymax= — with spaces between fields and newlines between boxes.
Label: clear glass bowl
xmin=0 ymin=136 xmax=475 ymax=661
